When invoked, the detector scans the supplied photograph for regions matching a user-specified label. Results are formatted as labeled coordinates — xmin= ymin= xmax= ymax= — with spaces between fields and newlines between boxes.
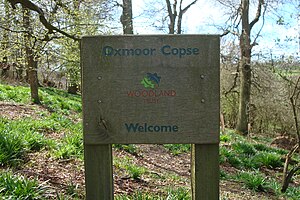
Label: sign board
xmin=82 ymin=35 xmax=219 ymax=144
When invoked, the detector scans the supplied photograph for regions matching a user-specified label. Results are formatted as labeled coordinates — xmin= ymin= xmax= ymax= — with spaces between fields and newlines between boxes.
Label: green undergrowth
xmin=115 ymin=187 xmax=190 ymax=200
xmin=113 ymin=144 xmax=138 ymax=155
xmin=163 ymin=144 xmax=191 ymax=155
xmin=0 ymin=171 xmax=47 ymax=199
xmin=0 ymin=84 xmax=299 ymax=199
xmin=0 ymin=117 xmax=53 ymax=167
xmin=0 ymin=84 xmax=81 ymax=114
xmin=219 ymin=129 xmax=300 ymax=198
xmin=219 ymin=130 xmax=291 ymax=170
xmin=0 ymin=84 xmax=83 ymax=162
xmin=114 ymin=156 xmax=148 ymax=180
xmin=0 ymin=113 xmax=83 ymax=167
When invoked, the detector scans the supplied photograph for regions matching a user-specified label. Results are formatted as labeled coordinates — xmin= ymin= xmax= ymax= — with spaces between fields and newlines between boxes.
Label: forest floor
xmin=2 ymin=100 xmax=297 ymax=199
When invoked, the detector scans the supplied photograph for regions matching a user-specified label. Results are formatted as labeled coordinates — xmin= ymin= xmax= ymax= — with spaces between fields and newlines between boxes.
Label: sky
xmin=129 ymin=0 xmax=299 ymax=59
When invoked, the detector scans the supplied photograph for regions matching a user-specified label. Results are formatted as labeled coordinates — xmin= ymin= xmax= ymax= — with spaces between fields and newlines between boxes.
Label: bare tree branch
xmin=165 ymin=0 xmax=177 ymax=34
xmin=181 ymin=0 xmax=198 ymax=14
xmin=6 ymin=0 xmax=80 ymax=41
xmin=251 ymin=3 xmax=267 ymax=48
xmin=249 ymin=0 xmax=264 ymax=31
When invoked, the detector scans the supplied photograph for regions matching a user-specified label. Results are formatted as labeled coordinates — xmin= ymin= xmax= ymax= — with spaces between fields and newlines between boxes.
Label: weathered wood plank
xmin=81 ymin=35 xmax=220 ymax=144
xmin=191 ymin=144 xmax=219 ymax=200
xmin=84 ymin=144 xmax=113 ymax=200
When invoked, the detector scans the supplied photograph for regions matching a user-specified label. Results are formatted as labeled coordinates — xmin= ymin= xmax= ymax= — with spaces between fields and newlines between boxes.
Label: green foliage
xmin=0 ymin=117 xmax=54 ymax=167
xmin=163 ymin=144 xmax=191 ymax=155
xmin=0 ymin=84 xmax=31 ymax=104
xmin=220 ymin=134 xmax=230 ymax=142
xmin=166 ymin=187 xmax=190 ymax=199
xmin=251 ymin=152 xmax=283 ymax=169
xmin=0 ymin=171 xmax=46 ymax=199
xmin=52 ymin=124 xmax=83 ymax=159
xmin=115 ymin=187 xmax=190 ymax=200
xmin=232 ymin=142 xmax=257 ymax=155
xmin=284 ymin=186 xmax=300 ymax=199
xmin=219 ymin=146 xmax=242 ymax=167
xmin=113 ymin=144 xmax=138 ymax=155
xmin=114 ymin=156 xmax=147 ymax=180
xmin=0 ymin=128 xmax=26 ymax=167
xmin=0 ymin=84 xmax=82 ymax=114
xmin=0 ymin=110 xmax=83 ymax=166
xmin=63 ymin=181 xmax=82 ymax=199
xmin=220 ymin=170 xmax=228 ymax=179
xmin=219 ymin=131 xmax=286 ymax=170
xmin=126 ymin=165 xmax=146 ymax=180
xmin=116 ymin=192 xmax=159 ymax=200
xmin=39 ymin=87 xmax=82 ymax=114
xmin=234 ymin=171 xmax=267 ymax=192
xmin=253 ymin=143 xmax=288 ymax=155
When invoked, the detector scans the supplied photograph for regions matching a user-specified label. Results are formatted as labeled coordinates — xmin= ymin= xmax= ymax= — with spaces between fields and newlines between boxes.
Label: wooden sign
xmin=82 ymin=35 xmax=219 ymax=144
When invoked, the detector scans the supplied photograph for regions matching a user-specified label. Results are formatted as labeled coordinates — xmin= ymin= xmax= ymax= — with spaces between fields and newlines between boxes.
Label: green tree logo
xmin=141 ymin=73 xmax=161 ymax=89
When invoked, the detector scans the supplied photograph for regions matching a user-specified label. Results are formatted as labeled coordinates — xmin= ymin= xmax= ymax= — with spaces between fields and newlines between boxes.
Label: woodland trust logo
xmin=141 ymin=73 xmax=161 ymax=89
xmin=127 ymin=72 xmax=176 ymax=104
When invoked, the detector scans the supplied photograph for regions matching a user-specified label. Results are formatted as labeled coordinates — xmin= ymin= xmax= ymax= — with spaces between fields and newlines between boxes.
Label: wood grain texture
xmin=82 ymin=35 xmax=219 ymax=144
xmin=84 ymin=144 xmax=113 ymax=200
xmin=191 ymin=144 xmax=219 ymax=200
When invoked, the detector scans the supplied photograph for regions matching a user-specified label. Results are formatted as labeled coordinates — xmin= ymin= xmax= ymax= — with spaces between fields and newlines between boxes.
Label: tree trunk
xmin=23 ymin=7 xmax=40 ymax=104
xmin=236 ymin=0 xmax=251 ymax=135
xmin=177 ymin=0 xmax=198 ymax=34
xmin=166 ymin=0 xmax=177 ymax=34
xmin=121 ymin=0 xmax=133 ymax=34
xmin=2 ymin=1 xmax=10 ymax=56
xmin=28 ymin=59 xmax=40 ymax=103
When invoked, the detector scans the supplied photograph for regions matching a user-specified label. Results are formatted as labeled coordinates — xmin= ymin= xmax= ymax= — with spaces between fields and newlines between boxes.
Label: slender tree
xmin=165 ymin=0 xmax=198 ymax=34
xmin=236 ymin=0 xmax=265 ymax=135
xmin=217 ymin=0 xmax=266 ymax=135
xmin=121 ymin=0 xmax=133 ymax=34
xmin=22 ymin=7 xmax=40 ymax=103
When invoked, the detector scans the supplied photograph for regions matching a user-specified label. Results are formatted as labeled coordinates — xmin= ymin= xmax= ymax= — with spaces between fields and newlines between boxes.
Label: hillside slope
xmin=0 ymin=83 xmax=299 ymax=199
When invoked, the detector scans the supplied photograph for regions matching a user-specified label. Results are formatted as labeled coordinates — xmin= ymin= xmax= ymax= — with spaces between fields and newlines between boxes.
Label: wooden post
xmin=191 ymin=144 xmax=219 ymax=200
xmin=84 ymin=144 xmax=113 ymax=200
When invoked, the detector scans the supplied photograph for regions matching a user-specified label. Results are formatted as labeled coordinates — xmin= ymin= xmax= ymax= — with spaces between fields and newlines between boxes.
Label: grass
xmin=0 ymin=83 xmax=81 ymax=114
xmin=219 ymin=131 xmax=288 ymax=170
xmin=0 ymin=113 xmax=83 ymax=166
xmin=113 ymin=144 xmax=138 ymax=155
xmin=163 ymin=144 xmax=191 ymax=155
xmin=234 ymin=171 xmax=267 ymax=192
xmin=0 ymin=128 xmax=26 ymax=167
xmin=115 ymin=187 xmax=190 ymax=200
xmin=114 ymin=156 xmax=147 ymax=180
xmin=0 ymin=117 xmax=55 ymax=167
xmin=52 ymin=122 xmax=83 ymax=159
xmin=0 ymin=171 xmax=47 ymax=199
xmin=219 ymin=130 xmax=300 ymax=198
